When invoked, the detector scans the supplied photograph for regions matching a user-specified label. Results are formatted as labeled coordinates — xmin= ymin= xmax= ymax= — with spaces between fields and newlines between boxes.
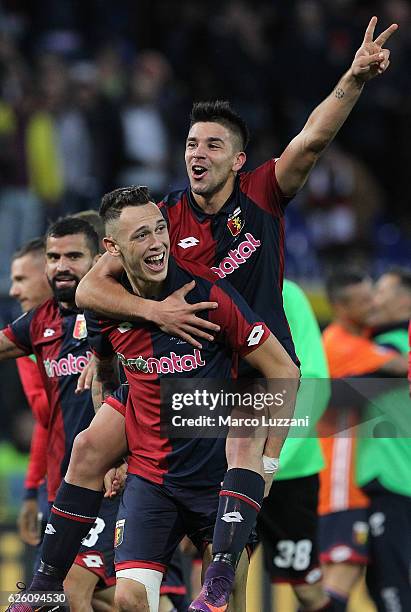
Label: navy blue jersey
xmin=86 ymin=257 xmax=270 ymax=487
xmin=3 ymin=300 xmax=94 ymax=500
xmin=161 ymin=158 xmax=298 ymax=365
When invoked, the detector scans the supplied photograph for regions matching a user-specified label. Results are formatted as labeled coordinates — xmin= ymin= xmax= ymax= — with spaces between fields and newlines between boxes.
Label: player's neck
xmin=126 ymin=272 xmax=164 ymax=300
xmin=59 ymin=300 xmax=77 ymax=311
xmin=337 ymin=317 xmax=366 ymax=336
xmin=192 ymin=176 xmax=236 ymax=214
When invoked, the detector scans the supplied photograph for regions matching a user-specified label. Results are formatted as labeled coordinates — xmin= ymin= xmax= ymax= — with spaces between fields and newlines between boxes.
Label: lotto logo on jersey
xmin=73 ymin=313 xmax=87 ymax=339
xmin=247 ymin=325 xmax=265 ymax=347
xmin=211 ymin=233 xmax=261 ymax=279
xmin=178 ymin=236 xmax=199 ymax=249
xmin=227 ymin=207 xmax=244 ymax=237
xmin=43 ymin=350 xmax=93 ymax=378
xmin=117 ymin=349 xmax=205 ymax=375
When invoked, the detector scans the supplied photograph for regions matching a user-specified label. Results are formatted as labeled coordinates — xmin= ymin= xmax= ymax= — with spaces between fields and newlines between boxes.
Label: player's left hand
xmin=103 ymin=461 xmax=128 ymax=498
xmin=75 ymin=357 xmax=96 ymax=394
xmin=350 ymin=16 xmax=398 ymax=83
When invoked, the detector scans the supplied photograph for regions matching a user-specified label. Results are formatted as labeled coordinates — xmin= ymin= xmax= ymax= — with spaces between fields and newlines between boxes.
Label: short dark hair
xmin=326 ymin=268 xmax=370 ymax=304
xmin=384 ymin=266 xmax=411 ymax=294
xmin=99 ymin=185 xmax=152 ymax=225
xmin=190 ymin=100 xmax=250 ymax=150
xmin=12 ymin=237 xmax=45 ymax=261
xmin=73 ymin=209 xmax=105 ymax=253
xmin=46 ymin=217 xmax=99 ymax=256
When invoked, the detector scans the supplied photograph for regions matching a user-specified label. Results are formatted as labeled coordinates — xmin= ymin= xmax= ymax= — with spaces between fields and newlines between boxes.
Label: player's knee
xmin=226 ymin=436 xmax=265 ymax=468
xmin=115 ymin=582 xmax=150 ymax=612
xmin=71 ymin=428 xmax=108 ymax=475
xmin=115 ymin=570 xmax=162 ymax=612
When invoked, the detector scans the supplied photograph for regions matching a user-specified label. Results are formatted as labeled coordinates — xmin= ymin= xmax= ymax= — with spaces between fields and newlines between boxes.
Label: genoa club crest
xmin=73 ymin=314 xmax=87 ymax=340
xmin=114 ymin=519 xmax=125 ymax=547
xmin=227 ymin=207 xmax=244 ymax=237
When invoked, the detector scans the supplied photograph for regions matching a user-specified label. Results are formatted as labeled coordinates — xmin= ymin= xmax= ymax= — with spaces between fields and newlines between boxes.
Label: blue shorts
xmin=73 ymin=496 xmax=119 ymax=588
xmin=318 ymin=508 xmax=369 ymax=565
xmin=114 ymin=473 xmax=221 ymax=573
xmin=364 ymin=480 xmax=411 ymax=611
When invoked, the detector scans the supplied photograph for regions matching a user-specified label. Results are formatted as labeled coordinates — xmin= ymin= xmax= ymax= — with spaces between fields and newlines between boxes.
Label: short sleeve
xmin=239 ymin=159 xmax=292 ymax=217
xmin=84 ymin=310 xmax=115 ymax=358
xmin=2 ymin=309 xmax=36 ymax=353
xmin=209 ymin=281 xmax=270 ymax=357
xmin=105 ymin=383 xmax=129 ymax=417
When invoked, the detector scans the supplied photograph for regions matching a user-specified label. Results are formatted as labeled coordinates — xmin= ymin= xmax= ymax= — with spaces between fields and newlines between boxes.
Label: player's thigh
xmin=258 ymin=475 xmax=322 ymax=585
xmin=69 ymin=403 xmax=127 ymax=472
xmin=115 ymin=474 xmax=185 ymax=571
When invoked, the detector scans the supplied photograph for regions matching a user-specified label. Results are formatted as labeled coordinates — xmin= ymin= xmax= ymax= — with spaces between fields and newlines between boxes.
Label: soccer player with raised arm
xmin=7 ymin=15 xmax=398 ymax=612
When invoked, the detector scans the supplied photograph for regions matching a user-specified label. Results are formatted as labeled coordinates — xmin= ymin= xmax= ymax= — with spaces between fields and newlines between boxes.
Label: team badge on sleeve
xmin=227 ymin=207 xmax=244 ymax=237
xmin=114 ymin=519 xmax=125 ymax=547
xmin=73 ymin=314 xmax=87 ymax=339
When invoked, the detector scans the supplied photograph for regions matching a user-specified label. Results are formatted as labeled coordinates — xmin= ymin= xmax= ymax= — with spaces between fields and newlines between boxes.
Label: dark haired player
xmin=86 ymin=187 xmax=297 ymax=612
xmin=10 ymin=15 xmax=397 ymax=612
xmin=0 ymin=218 xmax=120 ymax=611
xmin=75 ymin=17 xmax=397 ymax=612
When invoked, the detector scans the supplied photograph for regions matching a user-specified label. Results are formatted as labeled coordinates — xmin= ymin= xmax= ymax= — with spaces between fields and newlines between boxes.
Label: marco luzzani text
xmin=170 ymin=389 xmax=310 ymax=429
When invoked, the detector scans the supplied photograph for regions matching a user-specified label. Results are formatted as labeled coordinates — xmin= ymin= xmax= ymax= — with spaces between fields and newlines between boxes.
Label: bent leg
xmin=66 ymin=403 xmax=127 ymax=490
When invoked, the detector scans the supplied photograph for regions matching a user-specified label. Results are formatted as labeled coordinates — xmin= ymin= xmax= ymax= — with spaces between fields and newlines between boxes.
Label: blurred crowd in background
xmin=0 ymin=0 xmax=411 ymax=485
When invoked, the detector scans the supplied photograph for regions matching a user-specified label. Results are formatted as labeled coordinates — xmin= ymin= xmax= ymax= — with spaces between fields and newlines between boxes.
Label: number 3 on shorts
xmin=81 ymin=517 xmax=106 ymax=547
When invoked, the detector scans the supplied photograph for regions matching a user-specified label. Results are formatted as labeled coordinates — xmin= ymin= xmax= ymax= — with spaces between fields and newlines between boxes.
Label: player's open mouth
xmin=192 ymin=165 xmax=208 ymax=180
xmin=144 ymin=252 xmax=166 ymax=272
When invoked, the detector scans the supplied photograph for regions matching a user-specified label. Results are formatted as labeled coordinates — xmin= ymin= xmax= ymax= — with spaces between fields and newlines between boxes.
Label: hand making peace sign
xmin=350 ymin=16 xmax=398 ymax=83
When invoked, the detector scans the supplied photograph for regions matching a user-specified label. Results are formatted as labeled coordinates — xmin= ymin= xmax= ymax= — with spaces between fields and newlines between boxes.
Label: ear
xmin=103 ymin=236 xmax=121 ymax=257
xmin=233 ymin=151 xmax=246 ymax=173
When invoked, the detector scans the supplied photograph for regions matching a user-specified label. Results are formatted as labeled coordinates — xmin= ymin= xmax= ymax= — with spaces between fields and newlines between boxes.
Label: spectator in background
xmin=118 ymin=51 xmax=172 ymax=200
xmin=302 ymin=144 xmax=383 ymax=269
xmin=73 ymin=209 xmax=106 ymax=253
xmin=0 ymin=35 xmax=45 ymax=297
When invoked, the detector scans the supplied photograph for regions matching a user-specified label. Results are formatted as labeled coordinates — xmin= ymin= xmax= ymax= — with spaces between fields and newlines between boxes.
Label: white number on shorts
xmin=81 ymin=517 xmax=105 ymax=548
xmin=274 ymin=539 xmax=312 ymax=570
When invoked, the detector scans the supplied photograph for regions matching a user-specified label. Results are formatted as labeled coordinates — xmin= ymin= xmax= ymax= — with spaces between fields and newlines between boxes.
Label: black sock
xmin=212 ymin=468 xmax=264 ymax=568
xmin=30 ymin=480 xmax=103 ymax=590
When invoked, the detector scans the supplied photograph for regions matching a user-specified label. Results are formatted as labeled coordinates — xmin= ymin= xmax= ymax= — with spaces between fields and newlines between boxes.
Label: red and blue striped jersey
xmin=85 ymin=257 xmax=270 ymax=487
xmin=3 ymin=299 xmax=94 ymax=500
xmin=161 ymin=158 xmax=298 ymax=366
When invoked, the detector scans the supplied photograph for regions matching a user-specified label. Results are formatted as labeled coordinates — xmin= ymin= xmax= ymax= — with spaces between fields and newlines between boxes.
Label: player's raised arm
xmin=0 ymin=330 xmax=26 ymax=360
xmin=276 ymin=16 xmax=398 ymax=197
xmin=77 ymin=253 xmax=220 ymax=349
